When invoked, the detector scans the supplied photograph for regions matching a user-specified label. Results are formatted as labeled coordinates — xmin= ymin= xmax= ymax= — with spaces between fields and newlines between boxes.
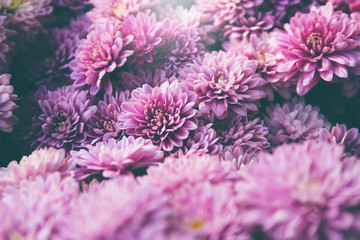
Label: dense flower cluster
xmin=1 ymin=0 xmax=360 ymax=239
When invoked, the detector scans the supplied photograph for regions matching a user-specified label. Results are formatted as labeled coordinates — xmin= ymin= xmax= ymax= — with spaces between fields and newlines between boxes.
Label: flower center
xmin=306 ymin=32 xmax=324 ymax=54
xmin=216 ymin=75 xmax=227 ymax=83
xmin=148 ymin=109 xmax=170 ymax=131
xmin=52 ymin=111 xmax=71 ymax=133
xmin=102 ymin=119 xmax=115 ymax=132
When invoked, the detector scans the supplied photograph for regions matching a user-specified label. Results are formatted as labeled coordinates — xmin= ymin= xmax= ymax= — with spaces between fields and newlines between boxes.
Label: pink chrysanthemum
xmin=236 ymin=140 xmax=360 ymax=239
xmin=180 ymin=50 xmax=266 ymax=119
xmin=120 ymin=12 xmax=164 ymax=67
xmin=320 ymin=123 xmax=360 ymax=158
xmin=142 ymin=153 xmax=240 ymax=193
xmin=0 ymin=173 xmax=79 ymax=239
xmin=0 ymin=147 xmax=75 ymax=195
xmin=70 ymin=20 xmax=134 ymax=95
xmin=0 ymin=74 xmax=17 ymax=133
xmin=264 ymin=98 xmax=330 ymax=146
xmin=167 ymin=182 xmax=247 ymax=239
xmin=273 ymin=2 xmax=360 ymax=95
xmin=57 ymin=176 xmax=171 ymax=240
xmin=87 ymin=0 xmax=160 ymax=24
xmin=71 ymin=136 xmax=164 ymax=179
xmin=223 ymin=32 xmax=296 ymax=99
xmin=119 ymin=81 xmax=197 ymax=152
xmin=84 ymin=90 xmax=129 ymax=145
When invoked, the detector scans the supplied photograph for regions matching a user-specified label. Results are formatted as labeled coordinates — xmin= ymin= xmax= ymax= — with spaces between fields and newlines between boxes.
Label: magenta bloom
xmin=180 ymin=51 xmax=266 ymax=119
xmin=120 ymin=12 xmax=164 ymax=66
xmin=143 ymin=153 xmax=240 ymax=193
xmin=265 ymin=98 xmax=330 ymax=146
xmin=273 ymin=2 xmax=360 ymax=95
xmin=0 ymin=147 xmax=75 ymax=194
xmin=85 ymin=90 xmax=129 ymax=145
xmin=70 ymin=20 xmax=134 ymax=95
xmin=0 ymin=74 xmax=17 ymax=133
xmin=29 ymin=86 xmax=97 ymax=152
xmin=119 ymin=81 xmax=197 ymax=152
xmin=320 ymin=123 xmax=360 ymax=158
xmin=57 ymin=176 xmax=171 ymax=240
xmin=71 ymin=136 xmax=164 ymax=179
xmin=236 ymin=140 xmax=360 ymax=239
xmin=0 ymin=173 xmax=79 ymax=240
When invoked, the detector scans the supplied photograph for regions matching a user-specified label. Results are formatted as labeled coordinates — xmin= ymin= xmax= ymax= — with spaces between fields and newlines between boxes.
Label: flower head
xmin=264 ymin=98 xmax=330 ymax=146
xmin=236 ymin=140 xmax=360 ymax=239
xmin=0 ymin=74 xmax=17 ymax=133
xmin=180 ymin=50 xmax=266 ymax=119
xmin=119 ymin=81 xmax=197 ymax=152
xmin=120 ymin=12 xmax=164 ymax=67
xmin=29 ymin=85 xmax=97 ymax=153
xmin=71 ymin=136 xmax=164 ymax=179
xmin=57 ymin=176 xmax=171 ymax=240
xmin=70 ymin=20 xmax=134 ymax=95
xmin=0 ymin=147 xmax=75 ymax=195
xmin=84 ymin=90 xmax=129 ymax=145
xmin=273 ymin=2 xmax=360 ymax=95
xmin=320 ymin=123 xmax=360 ymax=158
xmin=0 ymin=173 xmax=79 ymax=239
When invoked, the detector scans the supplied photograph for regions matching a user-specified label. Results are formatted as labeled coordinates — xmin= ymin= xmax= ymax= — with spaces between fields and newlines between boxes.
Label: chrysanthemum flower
xmin=223 ymin=32 xmax=296 ymax=99
xmin=0 ymin=74 xmax=17 ymax=133
xmin=87 ymin=0 xmax=160 ymax=24
xmin=152 ymin=17 xmax=204 ymax=70
xmin=71 ymin=136 xmax=164 ymax=179
xmin=119 ymin=81 xmax=197 ymax=152
xmin=70 ymin=20 xmax=134 ymax=95
xmin=0 ymin=147 xmax=75 ymax=195
xmin=142 ymin=153 xmax=240 ymax=193
xmin=29 ymin=85 xmax=97 ymax=152
xmin=120 ymin=12 xmax=164 ymax=67
xmin=183 ymin=120 xmax=221 ymax=156
xmin=236 ymin=140 xmax=360 ymax=239
xmin=320 ymin=123 xmax=360 ymax=158
xmin=0 ymin=173 xmax=79 ymax=239
xmin=85 ymin=90 xmax=129 ymax=145
xmin=52 ymin=0 xmax=88 ymax=11
xmin=0 ymin=24 xmax=13 ymax=72
xmin=264 ymin=98 xmax=330 ymax=146
xmin=57 ymin=176 xmax=171 ymax=240
xmin=180 ymin=50 xmax=266 ymax=119
xmin=167 ymin=182 xmax=247 ymax=239
xmin=0 ymin=0 xmax=53 ymax=37
xmin=273 ymin=2 xmax=360 ymax=95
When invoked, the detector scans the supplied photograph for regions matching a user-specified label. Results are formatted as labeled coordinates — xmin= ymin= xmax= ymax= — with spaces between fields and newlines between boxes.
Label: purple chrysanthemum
xmin=0 ymin=74 xmax=17 ymax=133
xmin=1 ymin=0 xmax=53 ymax=37
xmin=167 ymin=181 xmax=246 ymax=239
xmin=183 ymin=120 xmax=222 ymax=156
xmin=119 ymin=68 xmax=173 ymax=91
xmin=120 ymin=12 xmax=164 ymax=67
xmin=0 ymin=24 xmax=13 ymax=72
xmin=223 ymin=32 xmax=296 ymax=99
xmin=70 ymin=20 xmax=134 ymax=95
xmin=320 ymin=123 xmax=360 ymax=158
xmin=236 ymin=140 xmax=360 ymax=239
xmin=87 ymin=0 xmax=160 ymax=24
xmin=220 ymin=145 xmax=259 ymax=171
xmin=84 ymin=90 xmax=129 ymax=145
xmin=142 ymin=153 xmax=240 ymax=193
xmin=264 ymin=98 xmax=330 ymax=146
xmin=57 ymin=176 xmax=171 ymax=240
xmin=52 ymin=0 xmax=89 ymax=11
xmin=0 ymin=173 xmax=79 ymax=239
xmin=180 ymin=50 xmax=266 ymax=119
xmin=273 ymin=2 xmax=360 ymax=95
xmin=152 ymin=17 xmax=204 ymax=70
xmin=0 ymin=147 xmax=75 ymax=195
xmin=119 ymin=81 xmax=197 ymax=152
xmin=29 ymin=85 xmax=97 ymax=153
xmin=71 ymin=136 xmax=164 ymax=179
